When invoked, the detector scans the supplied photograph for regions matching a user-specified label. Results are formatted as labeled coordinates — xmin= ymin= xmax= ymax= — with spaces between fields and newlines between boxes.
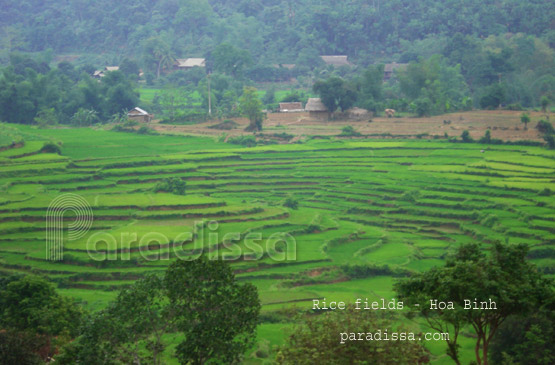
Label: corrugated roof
xmin=320 ymin=55 xmax=351 ymax=66
xmin=305 ymin=98 xmax=328 ymax=112
xmin=105 ymin=66 xmax=119 ymax=72
xmin=176 ymin=58 xmax=205 ymax=68
xmin=128 ymin=107 xmax=149 ymax=116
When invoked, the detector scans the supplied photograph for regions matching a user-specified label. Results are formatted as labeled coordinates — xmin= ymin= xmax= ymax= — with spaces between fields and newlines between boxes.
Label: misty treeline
xmin=0 ymin=0 xmax=553 ymax=124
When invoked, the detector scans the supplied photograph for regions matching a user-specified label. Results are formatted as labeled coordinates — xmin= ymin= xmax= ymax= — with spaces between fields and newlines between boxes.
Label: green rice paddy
xmin=1 ymin=123 xmax=554 ymax=363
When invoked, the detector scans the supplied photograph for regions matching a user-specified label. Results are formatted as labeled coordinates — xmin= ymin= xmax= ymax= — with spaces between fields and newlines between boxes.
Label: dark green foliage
xmin=412 ymin=98 xmax=432 ymax=117
xmin=153 ymin=178 xmax=186 ymax=195
xmin=0 ymin=329 xmax=47 ymax=365
xmin=0 ymin=62 xmax=138 ymax=125
xmin=340 ymin=125 xmax=361 ymax=136
xmin=489 ymin=300 xmax=555 ymax=365
xmin=60 ymin=259 xmax=259 ymax=364
xmin=461 ymin=130 xmax=473 ymax=143
xmin=0 ymin=275 xmax=84 ymax=362
xmin=544 ymin=135 xmax=555 ymax=149
xmin=119 ymin=58 xmax=140 ymax=78
xmin=540 ymin=95 xmax=550 ymax=113
xmin=520 ymin=112 xmax=531 ymax=129
xmin=340 ymin=263 xmax=402 ymax=278
xmin=479 ymin=129 xmax=492 ymax=144
xmin=283 ymin=197 xmax=298 ymax=210
xmin=165 ymin=256 xmax=260 ymax=365
xmin=239 ymin=87 xmax=264 ymax=132
xmin=313 ymin=77 xmax=357 ymax=113
xmin=536 ymin=120 xmax=554 ymax=135
xmin=276 ymin=307 xmax=430 ymax=364
xmin=395 ymin=243 xmax=554 ymax=365
xmin=280 ymin=90 xmax=308 ymax=104
xmin=400 ymin=55 xmax=469 ymax=115
xmin=0 ymin=275 xmax=83 ymax=337
xmin=356 ymin=64 xmax=384 ymax=112
xmin=227 ymin=135 xmax=257 ymax=147
xmin=211 ymin=43 xmax=252 ymax=78
xmin=479 ymin=83 xmax=506 ymax=109
xmin=262 ymin=88 xmax=275 ymax=105
xmin=40 ymin=142 xmax=61 ymax=154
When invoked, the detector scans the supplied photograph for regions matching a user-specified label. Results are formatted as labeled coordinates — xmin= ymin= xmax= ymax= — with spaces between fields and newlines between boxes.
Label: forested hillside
xmin=1 ymin=0 xmax=552 ymax=61
xmin=0 ymin=0 xmax=553 ymax=122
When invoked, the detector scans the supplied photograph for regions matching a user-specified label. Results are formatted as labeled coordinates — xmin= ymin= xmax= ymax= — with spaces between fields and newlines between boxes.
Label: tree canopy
xmin=395 ymin=242 xmax=554 ymax=365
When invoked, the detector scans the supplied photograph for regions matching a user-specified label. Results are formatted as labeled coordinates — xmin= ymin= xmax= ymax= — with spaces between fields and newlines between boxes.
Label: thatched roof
xmin=279 ymin=102 xmax=304 ymax=112
xmin=305 ymin=98 xmax=328 ymax=112
xmin=320 ymin=55 xmax=351 ymax=66
xmin=176 ymin=58 xmax=206 ymax=68
xmin=105 ymin=66 xmax=119 ymax=72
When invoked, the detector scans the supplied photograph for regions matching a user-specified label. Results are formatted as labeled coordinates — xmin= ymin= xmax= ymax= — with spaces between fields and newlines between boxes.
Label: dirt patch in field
xmin=149 ymin=110 xmax=549 ymax=142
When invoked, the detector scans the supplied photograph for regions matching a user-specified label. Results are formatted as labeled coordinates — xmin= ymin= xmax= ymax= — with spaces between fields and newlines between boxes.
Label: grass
xmin=0 ymin=124 xmax=553 ymax=363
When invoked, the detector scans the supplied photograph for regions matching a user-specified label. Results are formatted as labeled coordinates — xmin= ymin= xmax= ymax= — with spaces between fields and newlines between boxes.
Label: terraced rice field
xmin=1 ymin=124 xmax=554 ymax=363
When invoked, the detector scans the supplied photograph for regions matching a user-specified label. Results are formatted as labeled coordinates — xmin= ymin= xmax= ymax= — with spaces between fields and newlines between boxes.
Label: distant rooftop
xmin=176 ymin=58 xmax=206 ymax=68
xmin=320 ymin=55 xmax=351 ymax=67
xmin=305 ymin=98 xmax=328 ymax=112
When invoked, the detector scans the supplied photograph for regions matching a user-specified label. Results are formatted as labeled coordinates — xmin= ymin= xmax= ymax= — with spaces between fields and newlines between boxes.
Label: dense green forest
xmin=0 ymin=0 xmax=553 ymax=121
xmin=1 ymin=0 xmax=552 ymax=59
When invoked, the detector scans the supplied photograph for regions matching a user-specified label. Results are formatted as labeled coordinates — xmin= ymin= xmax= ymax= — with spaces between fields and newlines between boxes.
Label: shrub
xmin=544 ymin=135 xmax=555 ymax=149
xmin=40 ymin=142 xmax=61 ymax=154
xmin=340 ymin=263 xmax=397 ymax=278
xmin=137 ymin=125 xmax=155 ymax=134
xmin=283 ymin=197 xmax=298 ymax=210
xmin=226 ymin=135 xmax=257 ymax=147
xmin=479 ymin=130 xmax=492 ymax=144
xmin=153 ymin=178 xmax=186 ymax=195
xmin=461 ymin=130 xmax=473 ymax=143
xmin=536 ymin=120 xmax=554 ymax=134
xmin=340 ymin=125 xmax=361 ymax=136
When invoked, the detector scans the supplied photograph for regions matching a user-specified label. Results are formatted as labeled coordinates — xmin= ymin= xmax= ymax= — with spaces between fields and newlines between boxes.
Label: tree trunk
xmin=482 ymin=339 xmax=489 ymax=365
xmin=475 ymin=336 xmax=482 ymax=365
xmin=447 ymin=342 xmax=461 ymax=365
xmin=157 ymin=59 xmax=162 ymax=79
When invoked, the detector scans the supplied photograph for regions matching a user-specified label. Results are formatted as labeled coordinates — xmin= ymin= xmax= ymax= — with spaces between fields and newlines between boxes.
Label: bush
xmin=340 ymin=263 xmax=398 ymax=278
xmin=544 ymin=135 xmax=555 ymax=149
xmin=153 ymin=178 xmax=186 ymax=195
xmin=340 ymin=125 xmax=361 ymax=137
xmin=479 ymin=130 xmax=492 ymax=144
xmin=536 ymin=120 xmax=554 ymax=134
xmin=461 ymin=130 xmax=473 ymax=143
xmin=137 ymin=125 xmax=156 ymax=135
xmin=283 ymin=197 xmax=298 ymax=210
xmin=40 ymin=142 xmax=61 ymax=154
xmin=411 ymin=97 xmax=432 ymax=117
xmin=226 ymin=135 xmax=257 ymax=147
